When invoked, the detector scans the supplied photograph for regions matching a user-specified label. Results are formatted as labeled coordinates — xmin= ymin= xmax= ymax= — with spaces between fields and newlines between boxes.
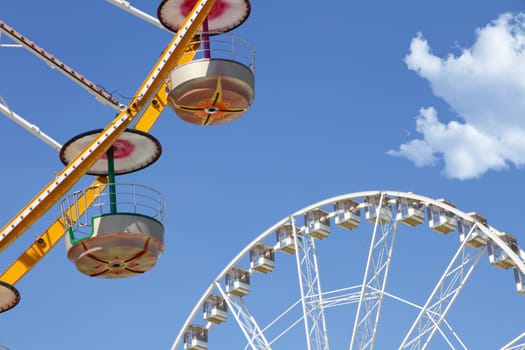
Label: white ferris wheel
xmin=171 ymin=190 xmax=525 ymax=350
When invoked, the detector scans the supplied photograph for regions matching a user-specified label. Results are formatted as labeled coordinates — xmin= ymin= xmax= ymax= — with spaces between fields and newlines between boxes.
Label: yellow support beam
xmin=0 ymin=81 xmax=177 ymax=285
xmin=133 ymin=41 xmax=200 ymax=131
xmin=0 ymin=1 xmax=214 ymax=284
xmin=0 ymin=178 xmax=108 ymax=284
xmin=0 ymin=86 xmax=174 ymax=285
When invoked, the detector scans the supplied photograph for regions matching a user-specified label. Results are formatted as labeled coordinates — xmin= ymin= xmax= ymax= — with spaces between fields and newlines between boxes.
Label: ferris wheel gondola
xmin=158 ymin=0 xmax=255 ymax=126
xmin=59 ymin=129 xmax=165 ymax=278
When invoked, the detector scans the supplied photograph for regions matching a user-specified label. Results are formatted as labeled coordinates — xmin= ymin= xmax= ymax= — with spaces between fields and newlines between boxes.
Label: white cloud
xmin=390 ymin=13 xmax=525 ymax=179
xmin=387 ymin=138 xmax=437 ymax=167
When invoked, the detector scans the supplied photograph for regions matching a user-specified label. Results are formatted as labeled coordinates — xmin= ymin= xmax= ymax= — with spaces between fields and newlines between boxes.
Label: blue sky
xmin=1 ymin=0 xmax=525 ymax=349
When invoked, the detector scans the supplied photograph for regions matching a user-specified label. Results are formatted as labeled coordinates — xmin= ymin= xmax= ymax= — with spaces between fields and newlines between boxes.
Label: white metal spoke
xmin=0 ymin=96 xmax=62 ymax=151
xmin=501 ymin=332 xmax=525 ymax=350
xmin=399 ymin=226 xmax=486 ymax=350
xmin=216 ymin=283 xmax=271 ymax=349
xmin=262 ymin=310 xmax=304 ymax=348
xmin=321 ymin=286 xmax=370 ymax=308
xmin=293 ymin=218 xmax=330 ymax=350
xmin=260 ymin=287 xmax=364 ymax=347
xmin=350 ymin=194 xmax=398 ymax=350
xmin=439 ymin=319 xmax=468 ymax=350
xmin=105 ymin=0 xmax=172 ymax=32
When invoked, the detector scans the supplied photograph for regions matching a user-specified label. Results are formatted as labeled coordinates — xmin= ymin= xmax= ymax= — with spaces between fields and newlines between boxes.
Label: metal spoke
xmin=399 ymin=225 xmax=486 ymax=349
xmin=216 ymin=283 xmax=271 ymax=349
xmin=170 ymin=191 xmax=525 ymax=350
xmin=350 ymin=193 xmax=398 ymax=350
xmin=501 ymin=332 xmax=525 ymax=350
xmin=292 ymin=217 xmax=330 ymax=350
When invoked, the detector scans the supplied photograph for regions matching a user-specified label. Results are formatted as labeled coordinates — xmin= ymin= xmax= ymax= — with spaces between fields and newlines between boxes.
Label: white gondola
xmin=225 ymin=267 xmax=250 ymax=296
xmin=514 ymin=268 xmax=525 ymax=294
xmin=203 ymin=295 xmax=227 ymax=324
xmin=458 ymin=212 xmax=489 ymax=248
xmin=333 ymin=199 xmax=360 ymax=230
xmin=250 ymin=243 xmax=275 ymax=273
xmin=427 ymin=199 xmax=457 ymax=234
xmin=396 ymin=198 xmax=424 ymax=227
xmin=275 ymin=223 xmax=299 ymax=254
xmin=365 ymin=195 xmax=392 ymax=224
xmin=304 ymin=208 xmax=330 ymax=239
xmin=184 ymin=325 xmax=208 ymax=350
xmin=488 ymin=232 xmax=519 ymax=269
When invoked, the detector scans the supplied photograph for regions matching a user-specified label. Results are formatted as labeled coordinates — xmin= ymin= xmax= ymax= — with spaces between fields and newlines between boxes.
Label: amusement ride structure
xmin=170 ymin=190 xmax=525 ymax=349
xmin=0 ymin=1 xmax=525 ymax=349
xmin=0 ymin=0 xmax=255 ymax=296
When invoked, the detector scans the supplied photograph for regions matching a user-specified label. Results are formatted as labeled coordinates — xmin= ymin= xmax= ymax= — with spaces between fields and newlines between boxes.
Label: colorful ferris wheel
xmin=0 ymin=0 xmax=254 ymax=311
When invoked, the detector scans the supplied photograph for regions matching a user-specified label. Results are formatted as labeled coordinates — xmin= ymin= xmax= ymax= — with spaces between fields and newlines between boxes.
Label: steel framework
xmin=170 ymin=190 xmax=525 ymax=350
xmin=292 ymin=217 xmax=330 ymax=350
xmin=350 ymin=193 xmax=398 ymax=349
xmin=215 ymin=282 xmax=271 ymax=350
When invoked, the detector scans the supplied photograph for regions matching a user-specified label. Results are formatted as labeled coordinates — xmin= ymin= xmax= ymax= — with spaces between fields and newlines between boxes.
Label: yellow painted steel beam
xmin=0 ymin=0 xmax=215 ymax=282
xmin=0 ymin=178 xmax=108 ymax=284
xmin=133 ymin=41 xmax=200 ymax=131
xmin=0 ymin=42 xmax=200 ymax=285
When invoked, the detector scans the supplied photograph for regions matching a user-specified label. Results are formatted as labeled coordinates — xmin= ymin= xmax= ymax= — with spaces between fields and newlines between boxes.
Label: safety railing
xmin=188 ymin=32 xmax=255 ymax=72
xmin=60 ymin=183 xmax=166 ymax=236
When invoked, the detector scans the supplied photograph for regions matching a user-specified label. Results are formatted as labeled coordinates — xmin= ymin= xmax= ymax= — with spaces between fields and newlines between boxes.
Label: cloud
xmin=389 ymin=13 xmax=525 ymax=179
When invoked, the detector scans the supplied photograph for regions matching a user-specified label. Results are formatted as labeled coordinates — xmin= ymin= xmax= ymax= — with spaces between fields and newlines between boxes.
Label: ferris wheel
xmin=0 ymin=0 xmax=254 ymax=311
xmin=171 ymin=190 xmax=525 ymax=350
